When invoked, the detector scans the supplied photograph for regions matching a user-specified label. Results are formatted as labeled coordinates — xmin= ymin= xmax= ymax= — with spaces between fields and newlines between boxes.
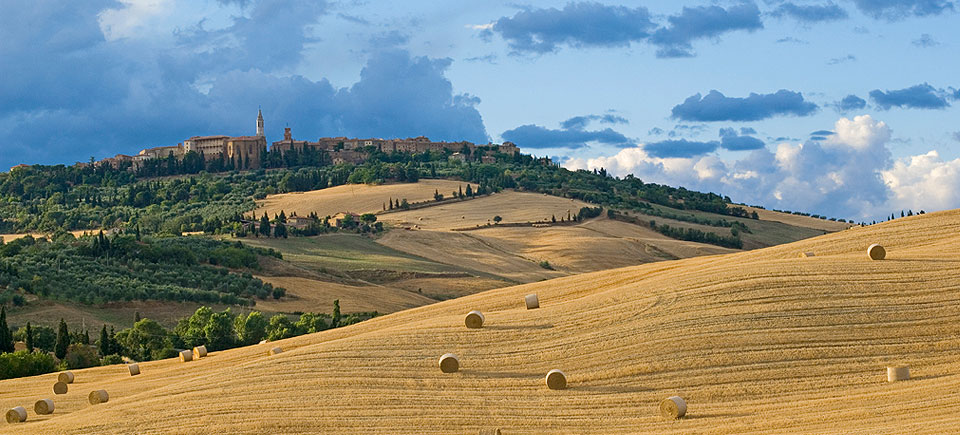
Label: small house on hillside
xmin=286 ymin=216 xmax=313 ymax=229
xmin=333 ymin=212 xmax=360 ymax=227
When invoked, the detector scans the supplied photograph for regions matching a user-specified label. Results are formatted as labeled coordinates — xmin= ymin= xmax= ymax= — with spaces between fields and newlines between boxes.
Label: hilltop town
xmin=88 ymin=110 xmax=520 ymax=171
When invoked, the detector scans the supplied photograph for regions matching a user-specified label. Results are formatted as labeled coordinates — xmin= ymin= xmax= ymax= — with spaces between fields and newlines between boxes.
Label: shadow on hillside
xmin=484 ymin=324 xmax=554 ymax=330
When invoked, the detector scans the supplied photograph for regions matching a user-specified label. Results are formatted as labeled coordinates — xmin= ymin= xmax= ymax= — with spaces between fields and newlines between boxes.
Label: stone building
xmin=181 ymin=109 xmax=265 ymax=168
xmin=91 ymin=109 xmax=521 ymax=171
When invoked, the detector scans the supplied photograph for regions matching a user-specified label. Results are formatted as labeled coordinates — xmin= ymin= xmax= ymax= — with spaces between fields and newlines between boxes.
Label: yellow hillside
xmin=739 ymin=204 xmax=853 ymax=232
xmin=4 ymin=210 xmax=960 ymax=433
xmin=252 ymin=179 xmax=467 ymax=218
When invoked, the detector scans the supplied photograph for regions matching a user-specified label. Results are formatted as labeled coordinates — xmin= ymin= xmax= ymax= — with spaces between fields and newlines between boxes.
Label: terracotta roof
xmin=187 ymin=135 xmax=230 ymax=140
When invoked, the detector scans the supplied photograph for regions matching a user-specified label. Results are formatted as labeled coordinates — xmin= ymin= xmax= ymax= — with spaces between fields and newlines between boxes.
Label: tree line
xmin=0 ymin=301 xmax=375 ymax=380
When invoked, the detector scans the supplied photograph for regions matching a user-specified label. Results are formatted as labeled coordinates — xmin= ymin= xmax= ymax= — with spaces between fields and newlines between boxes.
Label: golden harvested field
xmin=254 ymin=276 xmax=436 ymax=314
xmin=381 ymin=191 xmax=593 ymax=229
xmin=739 ymin=204 xmax=853 ymax=232
xmin=252 ymin=179 xmax=468 ymax=218
xmin=0 ymin=230 xmax=95 ymax=242
xmin=377 ymin=190 xmax=731 ymax=278
xmin=3 ymin=209 xmax=960 ymax=433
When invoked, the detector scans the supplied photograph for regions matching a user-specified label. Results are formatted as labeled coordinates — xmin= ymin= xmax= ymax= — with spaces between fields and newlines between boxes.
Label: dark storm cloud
xmin=718 ymin=127 xmax=765 ymax=151
xmin=852 ymin=0 xmax=954 ymax=20
xmin=770 ymin=2 xmax=849 ymax=23
xmin=837 ymin=94 xmax=867 ymax=111
xmin=0 ymin=1 xmax=488 ymax=168
xmin=644 ymin=139 xmax=719 ymax=158
xmin=869 ymin=83 xmax=950 ymax=110
xmin=500 ymin=124 xmax=632 ymax=149
xmin=560 ymin=113 xmax=629 ymax=130
xmin=671 ymin=90 xmax=818 ymax=122
xmin=488 ymin=2 xmax=656 ymax=54
xmin=650 ymin=3 xmax=764 ymax=58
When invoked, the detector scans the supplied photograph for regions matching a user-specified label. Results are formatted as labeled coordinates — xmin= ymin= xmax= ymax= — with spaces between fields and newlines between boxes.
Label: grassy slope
xmin=4 ymin=210 xmax=959 ymax=433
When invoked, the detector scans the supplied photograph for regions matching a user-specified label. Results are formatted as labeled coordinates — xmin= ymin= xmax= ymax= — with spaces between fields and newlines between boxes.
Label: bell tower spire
xmin=256 ymin=106 xmax=264 ymax=137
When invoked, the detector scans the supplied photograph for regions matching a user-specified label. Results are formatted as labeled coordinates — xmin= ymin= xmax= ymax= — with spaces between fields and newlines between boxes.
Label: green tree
xmin=359 ymin=213 xmax=377 ymax=224
xmin=203 ymin=310 xmax=235 ymax=351
xmin=63 ymin=344 xmax=100 ymax=369
xmin=174 ymin=306 xmax=213 ymax=348
xmin=0 ymin=351 xmax=57 ymax=380
xmin=0 ymin=306 xmax=12 ymax=353
xmin=14 ymin=325 xmax=55 ymax=352
xmin=273 ymin=220 xmax=287 ymax=238
xmin=331 ymin=299 xmax=341 ymax=329
xmin=295 ymin=312 xmax=329 ymax=334
xmin=493 ymin=215 xmax=502 ymax=224
xmin=259 ymin=214 xmax=271 ymax=237
xmin=234 ymin=311 xmax=267 ymax=345
xmin=265 ymin=314 xmax=294 ymax=341
xmin=55 ymin=318 xmax=69 ymax=359
xmin=98 ymin=325 xmax=110 ymax=357
xmin=25 ymin=322 xmax=33 ymax=352
xmin=116 ymin=319 xmax=174 ymax=361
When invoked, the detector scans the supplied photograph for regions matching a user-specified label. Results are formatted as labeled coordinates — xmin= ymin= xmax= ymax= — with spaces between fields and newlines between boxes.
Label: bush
xmin=100 ymin=354 xmax=124 ymax=366
xmin=0 ymin=350 xmax=57 ymax=380
xmin=539 ymin=260 xmax=554 ymax=270
xmin=63 ymin=344 xmax=100 ymax=369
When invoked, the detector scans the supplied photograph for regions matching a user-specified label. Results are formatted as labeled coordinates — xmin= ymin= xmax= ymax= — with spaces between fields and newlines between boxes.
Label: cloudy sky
xmin=1 ymin=0 xmax=958 ymax=221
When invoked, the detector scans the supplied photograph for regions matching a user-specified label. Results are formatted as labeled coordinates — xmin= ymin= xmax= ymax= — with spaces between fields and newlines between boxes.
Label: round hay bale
xmin=887 ymin=366 xmax=910 ymax=382
xmin=799 ymin=251 xmax=815 ymax=258
xmin=179 ymin=349 xmax=193 ymax=362
xmin=34 ymin=399 xmax=54 ymax=415
xmin=193 ymin=345 xmax=208 ymax=359
xmin=5 ymin=406 xmax=26 ymax=424
xmin=128 ymin=363 xmax=140 ymax=376
xmin=465 ymin=310 xmax=485 ymax=329
xmin=545 ymin=369 xmax=567 ymax=390
xmin=53 ymin=381 xmax=68 ymax=395
xmin=269 ymin=347 xmax=283 ymax=356
xmin=88 ymin=390 xmax=109 ymax=405
xmin=660 ymin=396 xmax=687 ymax=419
xmin=58 ymin=371 xmax=75 ymax=384
xmin=439 ymin=353 xmax=460 ymax=373
xmin=525 ymin=294 xmax=540 ymax=310
xmin=867 ymin=243 xmax=886 ymax=260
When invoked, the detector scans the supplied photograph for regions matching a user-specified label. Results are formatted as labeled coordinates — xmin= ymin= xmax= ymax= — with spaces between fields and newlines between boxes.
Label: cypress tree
xmin=135 ymin=311 xmax=141 ymax=323
xmin=55 ymin=318 xmax=69 ymax=359
xmin=25 ymin=322 xmax=34 ymax=352
xmin=109 ymin=326 xmax=120 ymax=355
xmin=331 ymin=299 xmax=341 ymax=329
xmin=259 ymin=214 xmax=271 ymax=237
xmin=0 ymin=306 xmax=12 ymax=353
xmin=99 ymin=325 xmax=110 ymax=357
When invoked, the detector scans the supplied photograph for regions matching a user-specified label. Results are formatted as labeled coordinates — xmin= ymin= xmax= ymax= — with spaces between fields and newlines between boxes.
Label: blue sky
xmin=1 ymin=0 xmax=958 ymax=221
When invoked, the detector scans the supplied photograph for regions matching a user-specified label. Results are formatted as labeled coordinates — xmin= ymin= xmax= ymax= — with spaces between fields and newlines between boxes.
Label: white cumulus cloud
xmin=883 ymin=151 xmax=960 ymax=213
xmin=563 ymin=115 xmax=955 ymax=221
